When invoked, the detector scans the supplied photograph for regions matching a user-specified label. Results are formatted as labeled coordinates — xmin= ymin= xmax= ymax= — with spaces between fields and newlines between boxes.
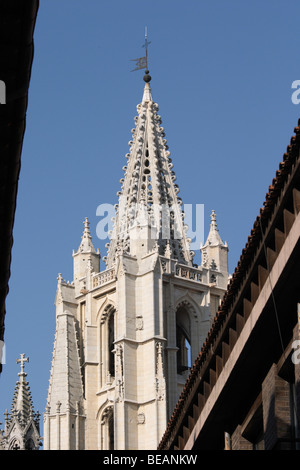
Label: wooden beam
xmin=188 ymin=415 xmax=195 ymax=431
xmin=229 ymin=327 xmax=238 ymax=349
xmin=198 ymin=393 xmax=204 ymax=410
xmin=293 ymin=187 xmax=300 ymax=215
xmin=283 ymin=208 xmax=295 ymax=236
xmin=222 ymin=341 xmax=230 ymax=365
xmin=251 ymin=281 xmax=259 ymax=304
xmin=266 ymin=246 xmax=277 ymax=270
xmin=243 ymin=298 xmax=253 ymax=320
xmin=178 ymin=435 xmax=185 ymax=450
xmin=203 ymin=381 xmax=211 ymax=399
xmin=258 ymin=264 xmax=268 ymax=291
xmin=193 ymin=404 xmax=200 ymax=421
xmin=236 ymin=313 xmax=245 ymax=335
xmin=183 ymin=426 xmax=190 ymax=441
xmin=216 ymin=354 xmax=223 ymax=377
xmin=192 ymin=393 xmax=204 ymax=421
xmin=275 ymin=227 xmax=285 ymax=253
xmin=210 ymin=368 xmax=216 ymax=388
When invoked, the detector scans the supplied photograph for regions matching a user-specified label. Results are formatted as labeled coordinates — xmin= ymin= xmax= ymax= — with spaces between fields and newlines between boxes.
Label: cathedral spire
xmin=0 ymin=354 xmax=41 ymax=450
xmin=105 ymin=77 xmax=193 ymax=267
xmin=12 ymin=354 xmax=34 ymax=425
xmin=78 ymin=217 xmax=96 ymax=253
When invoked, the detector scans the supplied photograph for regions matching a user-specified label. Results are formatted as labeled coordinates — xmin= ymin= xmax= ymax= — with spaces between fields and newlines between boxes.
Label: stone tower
xmin=0 ymin=354 xmax=41 ymax=450
xmin=44 ymin=71 xmax=229 ymax=450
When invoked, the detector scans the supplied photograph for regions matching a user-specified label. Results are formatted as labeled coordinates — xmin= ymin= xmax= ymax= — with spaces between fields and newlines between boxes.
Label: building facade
xmin=44 ymin=72 xmax=229 ymax=450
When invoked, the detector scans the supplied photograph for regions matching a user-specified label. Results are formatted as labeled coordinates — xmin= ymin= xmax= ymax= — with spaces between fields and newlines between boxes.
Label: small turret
xmin=201 ymin=210 xmax=229 ymax=287
xmin=73 ymin=218 xmax=100 ymax=282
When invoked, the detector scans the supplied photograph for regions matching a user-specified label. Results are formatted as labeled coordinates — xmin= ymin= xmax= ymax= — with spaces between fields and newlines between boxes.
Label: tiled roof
xmin=158 ymin=119 xmax=300 ymax=449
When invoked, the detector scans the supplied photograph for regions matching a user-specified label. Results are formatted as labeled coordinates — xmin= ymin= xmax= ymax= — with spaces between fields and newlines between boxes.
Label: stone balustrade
xmin=92 ymin=268 xmax=116 ymax=289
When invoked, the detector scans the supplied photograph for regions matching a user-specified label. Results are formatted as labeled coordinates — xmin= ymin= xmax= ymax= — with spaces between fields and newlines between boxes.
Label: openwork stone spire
xmin=105 ymin=77 xmax=193 ymax=267
xmin=11 ymin=354 xmax=34 ymax=426
xmin=0 ymin=354 xmax=41 ymax=450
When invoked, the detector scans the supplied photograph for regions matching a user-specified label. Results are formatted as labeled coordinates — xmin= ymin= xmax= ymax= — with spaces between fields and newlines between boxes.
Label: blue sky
xmin=1 ymin=0 xmax=300 ymax=441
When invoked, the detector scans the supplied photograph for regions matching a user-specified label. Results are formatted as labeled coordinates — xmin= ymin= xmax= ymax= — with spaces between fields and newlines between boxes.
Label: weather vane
xmin=131 ymin=26 xmax=151 ymax=72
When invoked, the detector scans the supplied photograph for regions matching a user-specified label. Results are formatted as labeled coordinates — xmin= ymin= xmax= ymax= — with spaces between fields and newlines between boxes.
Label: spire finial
xmin=77 ymin=217 xmax=96 ymax=253
xmin=143 ymin=69 xmax=151 ymax=83
xmin=16 ymin=354 xmax=29 ymax=375
xmin=83 ymin=217 xmax=91 ymax=239
xmin=130 ymin=27 xmax=151 ymax=82
xmin=144 ymin=27 xmax=150 ymax=69
xmin=210 ymin=210 xmax=218 ymax=230
xmin=143 ymin=26 xmax=151 ymax=83
xmin=202 ymin=209 xmax=226 ymax=248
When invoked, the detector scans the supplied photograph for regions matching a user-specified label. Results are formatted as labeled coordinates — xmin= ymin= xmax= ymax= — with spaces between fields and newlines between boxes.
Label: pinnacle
xmin=83 ymin=217 xmax=91 ymax=237
xmin=203 ymin=210 xmax=226 ymax=247
xmin=78 ymin=217 xmax=96 ymax=253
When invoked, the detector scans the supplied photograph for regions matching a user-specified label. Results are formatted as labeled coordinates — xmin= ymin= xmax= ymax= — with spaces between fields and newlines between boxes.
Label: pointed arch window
xmin=176 ymin=306 xmax=191 ymax=374
xmin=100 ymin=305 xmax=116 ymax=386
xmin=9 ymin=438 xmax=21 ymax=450
xmin=108 ymin=407 xmax=114 ymax=450
xmin=108 ymin=312 xmax=115 ymax=378
xmin=101 ymin=406 xmax=114 ymax=450
xmin=25 ymin=438 xmax=35 ymax=450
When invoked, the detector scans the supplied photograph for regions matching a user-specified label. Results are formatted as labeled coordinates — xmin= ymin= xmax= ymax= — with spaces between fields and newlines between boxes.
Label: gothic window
xmin=108 ymin=407 xmax=114 ymax=450
xmin=25 ymin=438 xmax=35 ymax=450
xmin=108 ymin=312 xmax=115 ymax=377
xmin=100 ymin=305 xmax=117 ymax=386
xmin=176 ymin=306 xmax=191 ymax=374
xmin=9 ymin=438 xmax=20 ymax=450
xmin=79 ymin=302 xmax=86 ymax=362
xmin=101 ymin=406 xmax=114 ymax=450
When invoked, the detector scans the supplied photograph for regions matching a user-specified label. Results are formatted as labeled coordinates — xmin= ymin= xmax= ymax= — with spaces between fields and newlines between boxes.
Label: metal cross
xmin=16 ymin=353 xmax=29 ymax=373
xmin=130 ymin=27 xmax=151 ymax=72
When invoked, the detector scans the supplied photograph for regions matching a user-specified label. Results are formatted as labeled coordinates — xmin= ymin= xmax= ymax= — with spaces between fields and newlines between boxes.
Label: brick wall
xmin=262 ymin=363 xmax=293 ymax=450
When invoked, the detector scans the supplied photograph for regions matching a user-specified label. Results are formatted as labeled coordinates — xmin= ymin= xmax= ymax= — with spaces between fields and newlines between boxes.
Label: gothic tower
xmin=0 ymin=354 xmax=41 ymax=450
xmin=44 ymin=71 xmax=229 ymax=450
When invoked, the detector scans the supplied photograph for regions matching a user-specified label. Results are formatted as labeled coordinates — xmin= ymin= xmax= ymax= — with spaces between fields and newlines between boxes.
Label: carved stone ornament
xmin=155 ymin=341 xmax=166 ymax=401
xmin=137 ymin=413 xmax=145 ymax=425
xmin=136 ymin=315 xmax=144 ymax=331
xmin=115 ymin=344 xmax=124 ymax=402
